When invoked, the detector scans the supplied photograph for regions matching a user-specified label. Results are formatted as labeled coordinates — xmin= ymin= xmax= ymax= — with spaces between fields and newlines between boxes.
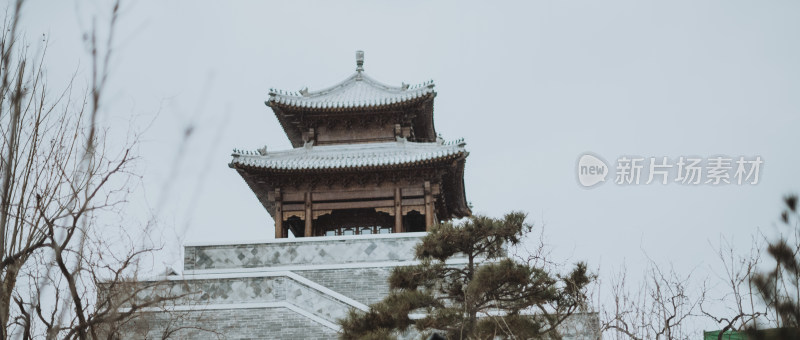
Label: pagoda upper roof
xmin=267 ymin=71 xmax=435 ymax=111
xmin=265 ymin=52 xmax=439 ymax=148
xmin=230 ymin=139 xmax=465 ymax=172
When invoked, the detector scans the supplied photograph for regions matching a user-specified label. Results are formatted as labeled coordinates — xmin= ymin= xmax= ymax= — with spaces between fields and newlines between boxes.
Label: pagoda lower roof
xmin=230 ymin=139 xmax=467 ymax=172
xmin=267 ymin=72 xmax=435 ymax=111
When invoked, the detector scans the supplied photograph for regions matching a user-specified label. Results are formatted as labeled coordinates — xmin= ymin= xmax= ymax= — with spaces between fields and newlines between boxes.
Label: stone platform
xmin=125 ymin=232 xmax=443 ymax=339
xmin=122 ymin=232 xmax=599 ymax=339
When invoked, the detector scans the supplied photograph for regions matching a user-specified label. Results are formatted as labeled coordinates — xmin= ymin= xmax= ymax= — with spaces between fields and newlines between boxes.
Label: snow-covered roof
xmin=267 ymin=52 xmax=435 ymax=110
xmin=268 ymin=73 xmax=434 ymax=110
xmin=230 ymin=139 xmax=466 ymax=171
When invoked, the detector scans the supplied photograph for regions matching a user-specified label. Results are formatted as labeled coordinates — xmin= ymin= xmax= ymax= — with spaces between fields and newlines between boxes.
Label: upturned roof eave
xmin=266 ymin=91 xmax=436 ymax=112
xmin=449 ymin=155 xmax=472 ymax=218
xmin=231 ymin=151 xmax=470 ymax=221
xmin=267 ymin=71 xmax=433 ymax=99
xmin=229 ymin=152 xmax=466 ymax=174
xmin=266 ymin=70 xmax=436 ymax=111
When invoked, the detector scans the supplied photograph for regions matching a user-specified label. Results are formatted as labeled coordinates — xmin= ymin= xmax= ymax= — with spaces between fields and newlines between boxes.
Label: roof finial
xmin=355 ymin=50 xmax=364 ymax=72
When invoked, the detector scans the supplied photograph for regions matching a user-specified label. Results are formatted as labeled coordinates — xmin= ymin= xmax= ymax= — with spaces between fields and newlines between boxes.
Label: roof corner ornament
xmin=257 ymin=145 xmax=267 ymax=156
xmin=299 ymin=87 xmax=309 ymax=96
xmin=303 ymin=140 xmax=314 ymax=150
xmin=355 ymin=50 xmax=364 ymax=72
xmin=401 ymin=82 xmax=409 ymax=90
xmin=436 ymin=134 xmax=444 ymax=145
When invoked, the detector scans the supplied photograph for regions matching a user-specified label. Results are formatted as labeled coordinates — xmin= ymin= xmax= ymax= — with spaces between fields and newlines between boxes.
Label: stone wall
xmin=136 ymin=274 xmax=361 ymax=324
xmin=123 ymin=307 xmax=337 ymax=340
xmin=124 ymin=233 xmax=599 ymax=339
xmin=124 ymin=234 xmax=427 ymax=339
xmin=299 ymin=267 xmax=393 ymax=305
xmin=559 ymin=312 xmax=602 ymax=340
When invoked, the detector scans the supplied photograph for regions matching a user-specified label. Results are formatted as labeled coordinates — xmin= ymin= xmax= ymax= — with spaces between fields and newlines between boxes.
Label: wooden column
xmin=274 ymin=188 xmax=283 ymax=239
xmin=394 ymin=187 xmax=402 ymax=233
xmin=304 ymin=192 xmax=313 ymax=237
xmin=424 ymin=181 xmax=434 ymax=230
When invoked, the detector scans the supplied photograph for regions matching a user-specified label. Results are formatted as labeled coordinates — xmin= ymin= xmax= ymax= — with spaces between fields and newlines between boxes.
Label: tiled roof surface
xmin=267 ymin=72 xmax=435 ymax=110
xmin=231 ymin=139 xmax=466 ymax=171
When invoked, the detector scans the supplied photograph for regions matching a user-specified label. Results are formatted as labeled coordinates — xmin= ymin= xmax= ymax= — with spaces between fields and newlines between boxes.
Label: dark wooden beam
xmin=304 ymin=192 xmax=312 ymax=237
xmin=313 ymin=199 xmax=394 ymax=210
xmin=424 ymin=181 xmax=434 ymax=230
xmin=394 ymin=187 xmax=402 ymax=233
xmin=274 ymin=188 xmax=283 ymax=239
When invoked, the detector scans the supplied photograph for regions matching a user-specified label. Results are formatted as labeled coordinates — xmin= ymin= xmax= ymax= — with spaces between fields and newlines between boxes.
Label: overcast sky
xmin=18 ymin=0 xmax=800 ymax=330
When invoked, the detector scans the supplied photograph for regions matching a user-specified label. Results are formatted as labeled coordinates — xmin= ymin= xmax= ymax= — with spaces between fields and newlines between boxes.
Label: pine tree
xmin=339 ymin=212 xmax=593 ymax=339
xmin=749 ymin=195 xmax=800 ymax=339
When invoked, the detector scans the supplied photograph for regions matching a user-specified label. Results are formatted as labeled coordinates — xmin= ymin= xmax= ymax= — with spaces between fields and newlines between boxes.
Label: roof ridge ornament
xmin=355 ymin=50 xmax=364 ymax=72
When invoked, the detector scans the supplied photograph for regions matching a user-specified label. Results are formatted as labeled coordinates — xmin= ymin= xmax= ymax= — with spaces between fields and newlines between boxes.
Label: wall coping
xmin=182 ymin=257 xmax=471 ymax=276
xmin=120 ymin=301 xmax=340 ymax=331
xmin=136 ymin=270 xmax=370 ymax=311
xmin=184 ymin=232 xmax=428 ymax=248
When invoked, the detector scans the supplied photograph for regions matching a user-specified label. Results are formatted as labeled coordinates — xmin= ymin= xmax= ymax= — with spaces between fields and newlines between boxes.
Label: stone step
xmin=130 ymin=270 xmax=367 ymax=329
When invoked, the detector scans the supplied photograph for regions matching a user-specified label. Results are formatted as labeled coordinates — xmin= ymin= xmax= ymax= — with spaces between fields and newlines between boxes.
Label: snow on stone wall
xmin=184 ymin=233 xmax=426 ymax=270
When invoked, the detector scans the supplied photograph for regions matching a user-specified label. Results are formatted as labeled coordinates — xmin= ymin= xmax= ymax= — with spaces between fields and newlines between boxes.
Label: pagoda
xmin=117 ymin=53 xmax=598 ymax=339
xmin=230 ymin=51 xmax=471 ymax=238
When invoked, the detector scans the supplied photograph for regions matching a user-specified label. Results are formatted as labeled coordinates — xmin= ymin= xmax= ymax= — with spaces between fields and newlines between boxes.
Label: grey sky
xmin=18 ymin=0 xmax=800 ymax=331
